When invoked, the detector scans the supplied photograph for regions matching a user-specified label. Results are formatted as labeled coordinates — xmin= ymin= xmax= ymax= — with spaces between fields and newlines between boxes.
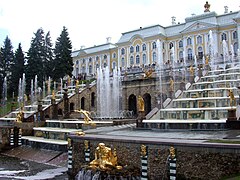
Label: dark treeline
xmin=0 ymin=26 xmax=73 ymax=100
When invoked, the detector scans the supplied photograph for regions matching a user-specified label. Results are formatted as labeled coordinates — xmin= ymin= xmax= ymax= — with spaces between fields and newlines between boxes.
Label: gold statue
xmin=189 ymin=65 xmax=194 ymax=76
xmin=138 ymin=95 xmax=145 ymax=112
xmin=89 ymin=143 xmax=122 ymax=170
xmin=169 ymin=146 xmax=176 ymax=159
xmin=16 ymin=106 xmax=24 ymax=123
xmin=144 ymin=68 xmax=153 ymax=78
xmin=75 ymin=131 xmax=85 ymax=136
xmin=51 ymin=90 xmax=56 ymax=100
xmin=67 ymin=138 xmax=72 ymax=147
xmin=140 ymin=144 xmax=147 ymax=157
xmin=84 ymin=140 xmax=89 ymax=150
xmin=205 ymin=55 xmax=209 ymax=65
xmin=75 ymin=109 xmax=93 ymax=124
xmin=76 ymin=80 xmax=79 ymax=88
xmin=170 ymin=78 xmax=174 ymax=92
xmin=228 ymin=89 xmax=236 ymax=107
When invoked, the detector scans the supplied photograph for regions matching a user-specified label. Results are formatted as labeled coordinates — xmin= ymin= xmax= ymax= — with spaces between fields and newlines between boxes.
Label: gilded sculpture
xmin=51 ymin=90 xmax=56 ymax=100
xmin=169 ymin=146 xmax=176 ymax=159
xmin=84 ymin=140 xmax=89 ymax=150
xmin=170 ymin=78 xmax=174 ymax=92
xmin=140 ymin=144 xmax=147 ymax=157
xmin=189 ymin=65 xmax=194 ymax=76
xmin=89 ymin=143 xmax=122 ymax=170
xmin=16 ymin=105 xmax=24 ymax=123
xmin=228 ymin=89 xmax=236 ymax=107
xmin=75 ymin=109 xmax=93 ymax=124
xmin=204 ymin=1 xmax=210 ymax=12
xmin=144 ymin=68 xmax=153 ymax=78
xmin=138 ymin=95 xmax=145 ymax=112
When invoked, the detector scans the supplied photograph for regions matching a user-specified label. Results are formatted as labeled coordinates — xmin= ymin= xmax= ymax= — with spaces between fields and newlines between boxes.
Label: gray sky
xmin=0 ymin=0 xmax=239 ymax=52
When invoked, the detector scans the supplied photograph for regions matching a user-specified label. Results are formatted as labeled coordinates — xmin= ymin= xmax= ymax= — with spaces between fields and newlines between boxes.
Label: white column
xmin=237 ymin=24 xmax=240 ymax=50
xmin=204 ymin=33 xmax=208 ymax=55
xmin=100 ymin=55 xmax=102 ymax=68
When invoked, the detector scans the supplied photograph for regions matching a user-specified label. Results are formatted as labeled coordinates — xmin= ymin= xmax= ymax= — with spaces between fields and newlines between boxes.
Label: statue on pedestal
xmin=228 ymin=89 xmax=236 ymax=107
xmin=204 ymin=1 xmax=210 ymax=12
xmin=138 ymin=95 xmax=145 ymax=112
xmin=89 ymin=143 xmax=122 ymax=170
xmin=16 ymin=105 xmax=24 ymax=123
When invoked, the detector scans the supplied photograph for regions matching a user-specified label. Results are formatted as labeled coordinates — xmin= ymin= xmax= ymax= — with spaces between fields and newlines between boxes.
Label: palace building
xmin=72 ymin=3 xmax=240 ymax=78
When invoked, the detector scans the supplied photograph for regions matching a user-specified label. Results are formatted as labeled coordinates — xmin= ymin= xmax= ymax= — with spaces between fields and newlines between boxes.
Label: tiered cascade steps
xmin=145 ymin=66 xmax=240 ymax=130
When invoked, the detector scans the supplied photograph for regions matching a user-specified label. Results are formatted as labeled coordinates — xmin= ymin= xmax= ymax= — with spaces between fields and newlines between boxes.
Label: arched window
xmin=152 ymin=52 xmax=157 ymax=62
xmin=112 ymin=53 xmax=116 ymax=58
xmin=152 ymin=42 xmax=157 ymax=49
xmin=142 ymin=54 xmax=147 ymax=64
xmin=89 ymin=65 xmax=92 ymax=74
xmin=82 ymin=59 xmax=85 ymax=63
xmin=89 ymin=57 xmax=92 ymax=63
xmin=121 ymin=48 xmax=125 ymax=55
xmin=104 ymin=62 xmax=107 ymax=67
xmin=233 ymin=31 xmax=238 ymax=39
xmin=142 ymin=44 xmax=146 ymax=51
xmin=197 ymin=35 xmax=202 ymax=44
xmin=136 ymin=45 xmax=140 ymax=52
xmin=121 ymin=57 xmax=125 ymax=67
xmin=169 ymin=42 xmax=174 ymax=49
xmin=96 ymin=56 xmax=99 ymax=61
xmin=76 ymin=60 xmax=79 ymax=64
xmin=112 ymin=61 xmax=116 ymax=69
xmin=187 ymin=37 xmax=192 ymax=45
xmin=104 ymin=55 xmax=107 ymax=59
xmin=198 ymin=46 xmax=203 ymax=59
xmin=81 ymin=66 xmax=85 ymax=73
xmin=187 ymin=48 xmax=193 ymax=60
xmin=130 ymin=56 xmax=134 ymax=65
xmin=130 ymin=46 xmax=134 ymax=53
xmin=179 ymin=40 xmax=183 ymax=48
xmin=96 ymin=64 xmax=99 ymax=69
xmin=136 ymin=55 xmax=140 ymax=64
xmin=162 ymin=42 xmax=165 ymax=49
xmin=221 ymin=33 xmax=227 ymax=41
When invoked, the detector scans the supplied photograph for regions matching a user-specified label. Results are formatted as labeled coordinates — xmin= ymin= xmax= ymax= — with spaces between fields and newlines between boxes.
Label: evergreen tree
xmin=1 ymin=36 xmax=14 ymax=97
xmin=0 ymin=47 xmax=3 ymax=99
xmin=52 ymin=26 xmax=73 ymax=81
xmin=44 ymin=31 xmax=54 ymax=79
xmin=26 ymin=28 xmax=45 ymax=93
xmin=11 ymin=43 xmax=25 ymax=97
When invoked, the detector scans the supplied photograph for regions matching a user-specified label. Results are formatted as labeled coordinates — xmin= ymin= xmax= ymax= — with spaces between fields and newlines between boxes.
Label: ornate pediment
xmin=180 ymin=21 xmax=217 ymax=33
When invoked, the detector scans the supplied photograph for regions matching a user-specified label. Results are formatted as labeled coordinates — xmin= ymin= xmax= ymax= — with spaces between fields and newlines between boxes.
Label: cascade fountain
xmin=31 ymin=79 xmax=34 ymax=105
xmin=222 ymin=40 xmax=229 ymax=70
xmin=48 ymin=77 xmax=51 ymax=95
xmin=97 ymin=66 xmax=122 ymax=118
xmin=34 ymin=75 xmax=38 ymax=102
xmin=208 ymin=30 xmax=216 ymax=70
xmin=42 ymin=81 xmax=46 ymax=99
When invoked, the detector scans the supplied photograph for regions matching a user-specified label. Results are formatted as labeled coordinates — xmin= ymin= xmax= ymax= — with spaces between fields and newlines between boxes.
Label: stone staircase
xmin=145 ymin=64 xmax=240 ymax=130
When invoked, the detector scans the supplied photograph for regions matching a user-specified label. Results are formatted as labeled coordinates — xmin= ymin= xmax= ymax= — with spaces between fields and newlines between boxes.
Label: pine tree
xmin=44 ymin=31 xmax=54 ymax=79
xmin=52 ymin=26 xmax=73 ymax=81
xmin=11 ymin=43 xmax=25 ymax=97
xmin=1 ymin=36 xmax=14 ymax=97
xmin=26 ymin=28 xmax=45 ymax=93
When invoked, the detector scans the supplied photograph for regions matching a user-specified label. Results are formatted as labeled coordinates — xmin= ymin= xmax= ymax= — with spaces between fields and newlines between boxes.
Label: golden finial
xmin=141 ymin=144 xmax=147 ymax=156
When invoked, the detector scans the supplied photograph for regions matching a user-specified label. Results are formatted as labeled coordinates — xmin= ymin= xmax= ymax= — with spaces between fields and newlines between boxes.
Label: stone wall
xmin=69 ymin=135 xmax=240 ymax=180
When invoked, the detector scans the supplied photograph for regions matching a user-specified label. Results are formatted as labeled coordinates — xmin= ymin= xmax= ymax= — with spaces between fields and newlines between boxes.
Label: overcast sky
xmin=0 ymin=0 xmax=239 ymax=52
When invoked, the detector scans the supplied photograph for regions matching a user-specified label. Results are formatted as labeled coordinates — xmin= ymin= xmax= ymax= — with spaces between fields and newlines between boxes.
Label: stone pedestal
xmin=37 ymin=101 xmax=44 ymax=121
xmin=226 ymin=109 xmax=240 ymax=129
xmin=63 ymin=89 xmax=70 ymax=118
xmin=136 ymin=111 xmax=145 ymax=128
xmin=227 ymin=109 xmax=237 ymax=121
